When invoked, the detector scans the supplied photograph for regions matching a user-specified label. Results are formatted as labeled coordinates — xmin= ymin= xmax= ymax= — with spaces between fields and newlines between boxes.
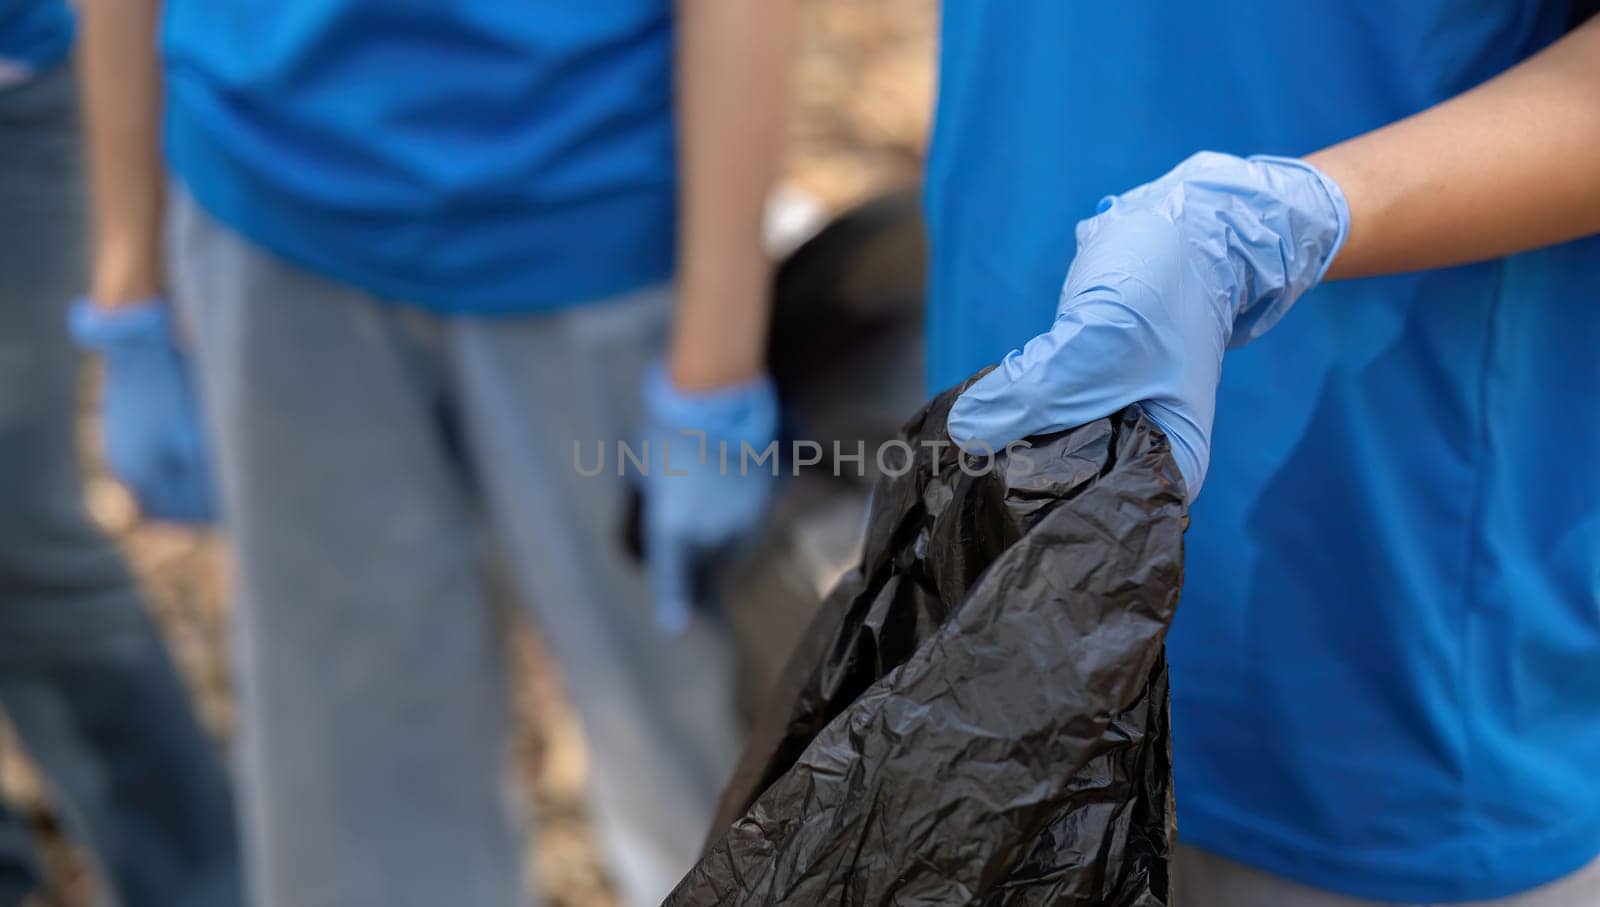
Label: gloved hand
xmin=641 ymin=362 xmax=779 ymax=634
xmin=947 ymin=152 xmax=1349 ymax=501
xmin=70 ymin=298 xmax=217 ymax=524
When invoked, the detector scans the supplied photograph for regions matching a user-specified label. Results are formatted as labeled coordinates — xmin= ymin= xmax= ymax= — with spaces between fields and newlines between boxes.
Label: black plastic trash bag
xmin=666 ymin=378 xmax=1187 ymax=906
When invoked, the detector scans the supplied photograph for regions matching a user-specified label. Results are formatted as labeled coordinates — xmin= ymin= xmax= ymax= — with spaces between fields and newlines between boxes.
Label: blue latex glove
xmin=947 ymin=152 xmax=1350 ymax=501
xmin=641 ymin=363 xmax=778 ymax=634
xmin=70 ymin=298 xmax=217 ymax=524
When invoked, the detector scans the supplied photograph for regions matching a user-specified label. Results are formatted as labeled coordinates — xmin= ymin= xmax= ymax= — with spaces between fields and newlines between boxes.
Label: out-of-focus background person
xmin=76 ymin=0 xmax=791 ymax=905
xmin=4 ymin=2 xmax=930 ymax=904
xmin=0 ymin=1 xmax=241 ymax=904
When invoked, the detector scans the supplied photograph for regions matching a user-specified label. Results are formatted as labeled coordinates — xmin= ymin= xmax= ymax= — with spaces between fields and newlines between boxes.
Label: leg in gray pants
xmin=0 ymin=66 xmax=241 ymax=907
xmin=168 ymin=190 xmax=741 ymax=907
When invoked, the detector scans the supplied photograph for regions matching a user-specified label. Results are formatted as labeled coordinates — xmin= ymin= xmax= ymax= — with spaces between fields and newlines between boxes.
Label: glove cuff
xmin=1219 ymin=154 xmax=1353 ymax=346
xmin=644 ymin=361 xmax=778 ymax=446
xmin=1246 ymin=155 xmax=1352 ymax=288
xmin=69 ymin=297 xmax=172 ymax=350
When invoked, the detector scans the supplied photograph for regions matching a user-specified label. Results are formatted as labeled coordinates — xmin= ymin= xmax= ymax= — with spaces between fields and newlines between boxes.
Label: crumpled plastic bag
xmin=665 ymin=378 xmax=1187 ymax=906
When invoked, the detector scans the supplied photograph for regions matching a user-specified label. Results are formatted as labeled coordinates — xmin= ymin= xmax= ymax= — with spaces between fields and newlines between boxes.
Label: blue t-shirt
xmin=163 ymin=1 xmax=677 ymax=312
xmin=928 ymin=2 xmax=1600 ymax=902
xmin=0 ymin=0 xmax=73 ymax=79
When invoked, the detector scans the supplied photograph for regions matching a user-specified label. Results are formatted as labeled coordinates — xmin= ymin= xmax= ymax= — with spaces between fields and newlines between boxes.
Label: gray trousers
xmin=1174 ymin=845 xmax=1600 ymax=907
xmin=167 ymin=191 xmax=740 ymax=907
xmin=0 ymin=67 xmax=240 ymax=907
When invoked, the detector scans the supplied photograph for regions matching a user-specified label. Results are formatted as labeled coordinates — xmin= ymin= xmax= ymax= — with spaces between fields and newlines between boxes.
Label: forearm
xmin=77 ymin=0 xmax=166 ymax=308
xmin=670 ymin=0 xmax=794 ymax=391
xmin=1311 ymin=15 xmax=1600 ymax=280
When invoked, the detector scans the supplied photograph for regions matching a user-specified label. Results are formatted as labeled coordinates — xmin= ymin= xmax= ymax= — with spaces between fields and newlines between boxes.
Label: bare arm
xmin=1313 ymin=15 xmax=1600 ymax=280
xmin=77 ymin=0 xmax=166 ymax=309
xmin=669 ymin=0 xmax=794 ymax=391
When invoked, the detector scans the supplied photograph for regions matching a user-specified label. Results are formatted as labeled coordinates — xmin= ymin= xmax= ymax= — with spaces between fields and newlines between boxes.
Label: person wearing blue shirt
xmin=0 ymin=0 xmax=69 ymax=85
xmin=0 ymin=2 xmax=240 ymax=904
xmin=76 ymin=0 xmax=791 ymax=905
xmin=932 ymin=3 xmax=1600 ymax=905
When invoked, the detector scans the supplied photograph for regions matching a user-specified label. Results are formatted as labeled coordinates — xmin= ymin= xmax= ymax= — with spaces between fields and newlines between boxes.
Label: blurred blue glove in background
xmin=947 ymin=152 xmax=1349 ymax=502
xmin=70 ymin=298 xmax=217 ymax=524
xmin=641 ymin=363 xmax=778 ymax=634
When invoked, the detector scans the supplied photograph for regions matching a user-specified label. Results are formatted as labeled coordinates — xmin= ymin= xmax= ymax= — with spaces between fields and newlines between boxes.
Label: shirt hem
xmin=165 ymin=89 xmax=676 ymax=315
xmin=1180 ymin=793 xmax=1600 ymax=903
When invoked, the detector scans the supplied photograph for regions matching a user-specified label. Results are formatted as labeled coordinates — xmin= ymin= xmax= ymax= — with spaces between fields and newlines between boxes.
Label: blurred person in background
xmin=932 ymin=3 xmax=1600 ymax=906
xmin=76 ymin=0 xmax=790 ymax=904
xmin=0 ymin=1 xmax=240 ymax=904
